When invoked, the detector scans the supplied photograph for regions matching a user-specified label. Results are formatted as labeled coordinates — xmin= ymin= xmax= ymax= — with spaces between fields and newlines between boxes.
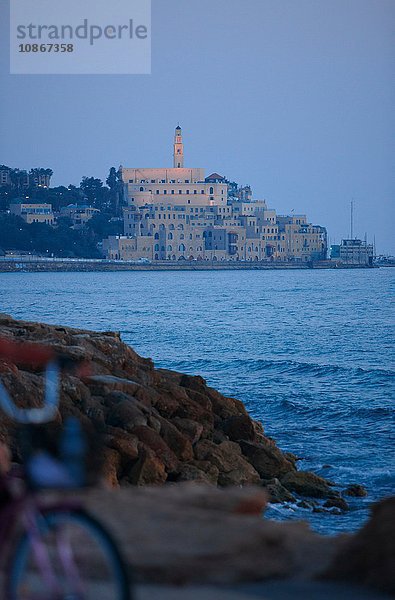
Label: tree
xmin=106 ymin=167 xmax=125 ymax=217
xmin=80 ymin=177 xmax=110 ymax=210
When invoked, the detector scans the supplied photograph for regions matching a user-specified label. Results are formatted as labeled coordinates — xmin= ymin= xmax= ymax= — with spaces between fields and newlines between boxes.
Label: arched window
xmin=167 ymin=245 xmax=172 ymax=251
xmin=179 ymin=243 xmax=186 ymax=252
xmin=209 ymin=186 xmax=214 ymax=195
xmin=180 ymin=233 xmax=184 ymax=240
xmin=154 ymin=244 xmax=159 ymax=251
xmin=154 ymin=233 xmax=159 ymax=239
xmin=168 ymin=232 xmax=173 ymax=240
xmin=140 ymin=186 xmax=144 ymax=191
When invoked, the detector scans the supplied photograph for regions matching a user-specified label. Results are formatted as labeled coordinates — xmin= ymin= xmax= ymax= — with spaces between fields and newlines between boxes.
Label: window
xmin=164 ymin=190 xmax=167 ymax=194
xmin=171 ymin=190 xmax=175 ymax=194
xmin=179 ymin=190 xmax=182 ymax=194
xmin=168 ymin=233 xmax=173 ymax=240
xmin=167 ymin=245 xmax=172 ymax=251
xmin=179 ymin=244 xmax=186 ymax=252
xmin=140 ymin=187 xmax=144 ymax=191
xmin=209 ymin=187 xmax=214 ymax=195
xmin=156 ymin=190 xmax=159 ymax=194
xmin=154 ymin=244 xmax=159 ymax=251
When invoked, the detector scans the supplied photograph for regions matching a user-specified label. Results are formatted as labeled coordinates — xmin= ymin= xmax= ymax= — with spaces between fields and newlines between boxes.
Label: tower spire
xmin=173 ymin=125 xmax=184 ymax=168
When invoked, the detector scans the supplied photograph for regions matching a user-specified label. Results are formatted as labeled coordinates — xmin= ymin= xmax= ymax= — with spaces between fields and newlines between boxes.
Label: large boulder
xmin=132 ymin=426 xmax=179 ymax=473
xmin=220 ymin=415 xmax=257 ymax=442
xmin=128 ymin=445 xmax=167 ymax=485
xmin=158 ymin=417 xmax=194 ymax=462
xmin=194 ymin=440 xmax=261 ymax=486
xmin=239 ymin=440 xmax=295 ymax=479
xmin=281 ymin=471 xmax=335 ymax=499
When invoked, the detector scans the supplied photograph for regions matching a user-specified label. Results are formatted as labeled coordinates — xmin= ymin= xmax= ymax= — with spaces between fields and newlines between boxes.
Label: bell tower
xmin=173 ymin=125 xmax=184 ymax=168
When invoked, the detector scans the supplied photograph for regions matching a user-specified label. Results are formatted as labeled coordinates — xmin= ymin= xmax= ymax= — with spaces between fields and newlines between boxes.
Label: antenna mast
xmin=350 ymin=199 xmax=354 ymax=239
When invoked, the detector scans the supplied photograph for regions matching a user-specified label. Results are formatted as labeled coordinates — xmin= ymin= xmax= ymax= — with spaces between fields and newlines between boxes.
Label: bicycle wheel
xmin=6 ymin=507 xmax=132 ymax=600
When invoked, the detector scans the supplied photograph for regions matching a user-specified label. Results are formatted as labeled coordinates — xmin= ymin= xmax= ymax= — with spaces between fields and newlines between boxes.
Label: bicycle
xmin=0 ymin=338 xmax=132 ymax=599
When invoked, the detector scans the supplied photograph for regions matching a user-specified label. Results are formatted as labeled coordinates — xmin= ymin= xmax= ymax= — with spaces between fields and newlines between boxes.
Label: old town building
xmin=102 ymin=126 xmax=327 ymax=262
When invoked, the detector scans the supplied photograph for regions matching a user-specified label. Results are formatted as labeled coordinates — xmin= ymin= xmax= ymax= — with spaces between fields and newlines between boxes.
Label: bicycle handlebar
xmin=0 ymin=338 xmax=84 ymax=425
xmin=0 ymin=360 xmax=60 ymax=424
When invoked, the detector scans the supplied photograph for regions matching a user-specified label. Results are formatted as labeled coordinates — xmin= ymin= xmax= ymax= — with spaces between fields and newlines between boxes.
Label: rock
xmin=172 ymin=417 xmax=204 ymax=444
xmin=313 ymin=506 xmax=342 ymax=515
xmin=128 ymin=445 xmax=167 ymax=485
xmin=281 ymin=471 xmax=335 ymax=499
xmin=106 ymin=399 xmax=147 ymax=431
xmin=101 ymin=448 xmax=121 ymax=488
xmin=324 ymin=497 xmax=395 ymax=594
xmin=159 ymin=417 xmax=194 ymax=461
xmin=176 ymin=463 xmax=217 ymax=484
xmin=324 ymin=497 xmax=349 ymax=511
xmin=147 ymin=414 xmax=162 ymax=433
xmin=87 ymin=374 xmax=141 ymax=396
xmin=263 ymin=478 xmax=296 ymax=503
xmin=297 ymin=500 xmax=317 ymax=509
xmin=0 ymin=313 xmax=13 ymax=323
xmin=207 ymin=388 xmax=248 ymax=419
xmin=132 ymin=426 xmax=179 ymax=473
xmin=220 ymin=415 xmax=256 ymax=442
xmin=189 ymin=460 xmax=219 ymax=485
xmin=343 ymin=484 xmax=368 ymax=497
xmin=194 ymin=440 xmax=260 ymax=486
xmin=284 ymin=452 xmax=300 ymax=465
xmin=106 ymin=433 xmax=139 ymax=470
xmin=239 ymin=440 xmax=295 ymax=479
xmin=173 ymin=394 xmax=214 ymax=435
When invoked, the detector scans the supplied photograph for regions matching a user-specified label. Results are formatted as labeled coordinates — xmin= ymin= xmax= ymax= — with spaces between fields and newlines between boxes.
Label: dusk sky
xmin=1 ymin=0 xmax=394 ymax=253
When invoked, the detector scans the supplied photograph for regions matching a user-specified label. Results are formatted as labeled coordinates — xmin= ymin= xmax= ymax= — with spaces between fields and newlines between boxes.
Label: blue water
xmin=0 ymin=268 xmax=394 ymax=534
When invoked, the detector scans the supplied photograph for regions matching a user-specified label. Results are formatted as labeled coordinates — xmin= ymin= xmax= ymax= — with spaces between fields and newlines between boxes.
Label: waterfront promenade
xmin=0 ymin=256 xmax=371 ymax=273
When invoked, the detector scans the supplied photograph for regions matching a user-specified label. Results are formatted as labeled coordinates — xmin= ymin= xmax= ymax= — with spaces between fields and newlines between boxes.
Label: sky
xmin=0 ymin=0 xmax=394 ymax=253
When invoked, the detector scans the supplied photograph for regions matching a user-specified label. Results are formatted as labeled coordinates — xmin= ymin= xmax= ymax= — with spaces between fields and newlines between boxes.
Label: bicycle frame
xmin=0 ymin=471 xmax=83 ymax=596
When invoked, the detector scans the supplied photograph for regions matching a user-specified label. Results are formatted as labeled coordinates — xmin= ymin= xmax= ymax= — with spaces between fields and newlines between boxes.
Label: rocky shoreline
xmin=0 ymin=314 xmax=394 ymax=596
xmin=0 ymin=314 xmax=365 ymax=514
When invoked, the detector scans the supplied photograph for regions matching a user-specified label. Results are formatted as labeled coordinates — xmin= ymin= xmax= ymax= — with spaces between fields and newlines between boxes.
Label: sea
xmin=0 ymin=267 xmax=394 ymax=534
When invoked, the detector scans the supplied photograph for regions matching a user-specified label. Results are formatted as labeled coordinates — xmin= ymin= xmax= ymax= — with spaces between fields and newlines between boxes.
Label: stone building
xmin=59 ymin=204 xmax=100 ymax=229
xmin=10 ymin=202 xmax=55 ymax=225
xmin=102 ymin=126 xmax=327 ymax=262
